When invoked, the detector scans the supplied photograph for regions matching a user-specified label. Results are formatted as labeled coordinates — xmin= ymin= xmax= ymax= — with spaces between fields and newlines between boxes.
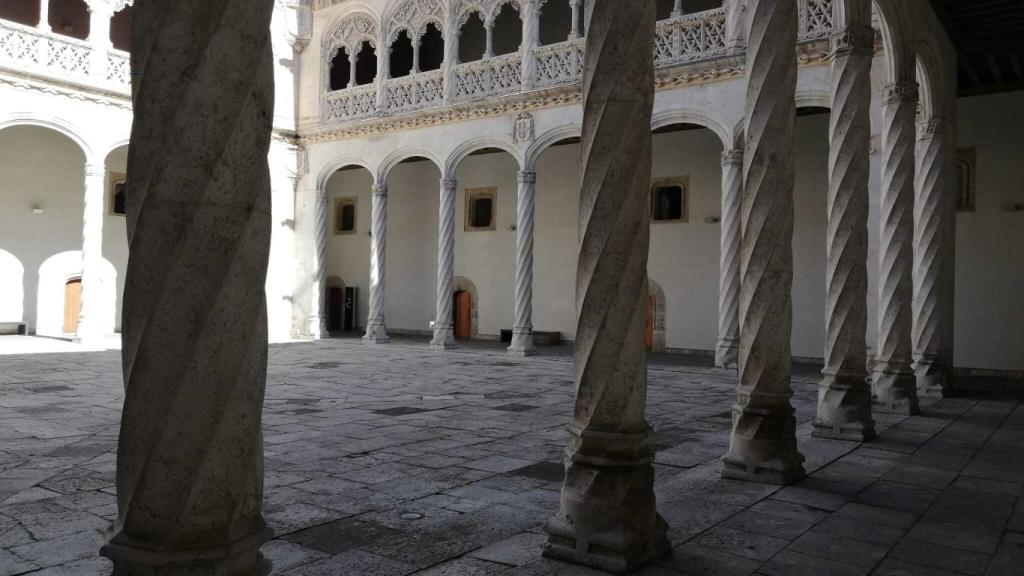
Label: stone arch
xmin=323 ymin=12 xmax=380 ymax=92
xmin=445 ymin=138 xmax=522 ymax=179
xmin=525 ymin=124 xmax=582 ymax=171
xmin=36 ymin=251 xmax=117 ymax=338
xmin=731 ymin=91 xmax=831 ymax=147
xmin=487 ymin=0 xmax=522 ymax=26
xmin=317 ymin=158 xmax=376 ymax=192
xmin=326 ymin=275 xmax=346 ymax=288
xmin=651 ymin=110 xmax=733 ymax=149
xmin=378 ymin=149 xmax=444 ymax=185
xmin=382 ymin=0 xmax=446 ymax=46
xmin=0 ymin=249 xmax=25 ymax=324
xmin=452 ymin=275 xmax=480 ymax=339
xmin=870 ymin=0 xmax=917 ymax=85
xmin=0 ymin=115 xmax=95 ymax=164
xmin=648 ymin=277 xmax=667 ymax=353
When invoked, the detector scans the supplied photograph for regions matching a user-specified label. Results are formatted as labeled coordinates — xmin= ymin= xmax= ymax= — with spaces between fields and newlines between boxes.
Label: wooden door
xmin=454 ymin=291 xmax=472 ymax=339
xmin=63 ymin=279 xmax=82 ymax=333
xmin=645 ymin=294 xmax=654 ymax=351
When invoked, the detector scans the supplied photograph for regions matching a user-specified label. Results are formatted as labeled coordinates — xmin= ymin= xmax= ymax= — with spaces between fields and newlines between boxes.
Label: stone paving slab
xmin=0 ymin=336 xmax=1021 ymax=575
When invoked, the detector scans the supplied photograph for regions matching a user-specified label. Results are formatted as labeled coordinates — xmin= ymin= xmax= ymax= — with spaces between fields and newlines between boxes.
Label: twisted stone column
xmin=443 ymin=15 xmax=460 ymax=102
xmin=76 ymin=163 xmax=107 ymax=344
xmin=100 ymin=1 xmax=275 ymax=573
xmin=520 ymin=0 xmax=539 ymax=90
xmin=716 ymin=149 xmax=743 ymax=369
xmin=544 ymin=2 xmax=669 ymax=572
xmin=431 ymin=179 xmax=457 ymax=349
xmin=873 ymin=81 xmax=919 ymax=415
xmin=914 ymin=117 xmax=951 ymax=397
xmin=508 ymin=170 xmax=537 ymax=357
xmin=721 ymin=0 xmax=805 ymax=485
xmin=308 ymin=187 xmax=329 ymax=339
xmin=813 ymin=25 xmax=876 ymax=441
xmin=364 ymin=184 xmax=390 ymax=343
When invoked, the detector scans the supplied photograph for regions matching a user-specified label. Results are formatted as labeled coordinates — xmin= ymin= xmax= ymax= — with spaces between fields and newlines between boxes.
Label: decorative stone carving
xmin=386 ymin=0 xmax=445 ymax=44
xmin=431 ymin=179 xmax=457 ymax=349
xmin=324 ymin=13 xmax=378 ymax=57
xmin=544 ymin=2 xmax=670 ymax=573
xmin=513 ymin=112 xmax=535 ymax=143
xmin=813 ymin=22 xmax=876 ymax=441
xmin=716 ymin=148 xmax=742 ymax=369
xmin=508 ymin=170 xmax=536 ymax=357
xmin=721 ymin=0 xmax=805 ymax=485
xmin=874 ymin=81 xmax=920 ymax=415
xmin=364 ymin=184 xmax=390 ymax=343
xmin=99 ymin=1 xmax=275 ymax=573
xmin=914 ymin=117 xmax=952 ymax=396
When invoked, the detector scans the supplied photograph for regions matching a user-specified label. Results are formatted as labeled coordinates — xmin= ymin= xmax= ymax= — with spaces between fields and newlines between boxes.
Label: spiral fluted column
xmin=100 ymin=1 xmax=275 ymax=573
xmin=75 ymin=162 xmax=107 ymax=344
xmin=431 ymin=179 xmax=457 ymax=350
xmin=364 ymin=184 xmax=390 ymax=343
xmin=721 ymin=0 xmax=805 ymax=485
xmin=716 ymin=149 xmax=743 ymax=369
xmin=520 ymin=0 xmax=539 ymax=89
xmin=914 ymin=118 xmax=951 ymax=397
xmin=543 ymin=2 xmax=669 ymax=572
xmin=508 ymin=170 xmax=537 ymax=357
xmin=308 ymin=187 xmax=329 ymax=339
xmin=873 ymin=81 xmax=919 ymax=415
xmin=443 ymin=14 xmax=460 ymax=103
xmin=813 ymin=25 xmax=876 ymax=441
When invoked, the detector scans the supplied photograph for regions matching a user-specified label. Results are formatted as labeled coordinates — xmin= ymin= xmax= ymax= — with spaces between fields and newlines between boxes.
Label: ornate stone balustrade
xmin=454 ymin=52 xmax=523 ymax=103
xmin=0 ymin=19 xmax=130 ymax=94
xmin=799 ymin=0 xmax=835 ymax=40
xmin=325 ymin=83 xmax=378 ymax=122
xmin=384 ymin=69 xmax=445 ymax=114
xmin=534 ymin=37 xmax=585 ymax=89
xmin=654 ymin=8 xmax=728 ymax=66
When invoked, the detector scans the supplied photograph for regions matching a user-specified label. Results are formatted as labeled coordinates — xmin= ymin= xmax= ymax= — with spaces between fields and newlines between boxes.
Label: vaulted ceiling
xmin=930 ymin=0 xmax=1024 ymax=96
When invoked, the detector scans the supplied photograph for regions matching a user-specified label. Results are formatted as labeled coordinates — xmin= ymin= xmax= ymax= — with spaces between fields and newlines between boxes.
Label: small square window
xmin=651 ymin=177 xmax=688 ymax=222
xmin=334 ymin=198 xmax=357 ymax=234
xmin=957 ymin=148 xmax=976 ymax=213
xmin=109 ymin=173 xmax=127 ymax=216
xmin=465 ymin=187 xmax=497 ymax=231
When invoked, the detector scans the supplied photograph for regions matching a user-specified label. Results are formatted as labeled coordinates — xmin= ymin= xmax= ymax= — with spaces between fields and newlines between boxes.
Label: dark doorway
xmin=327 ymin=286 xmax=344 ymax=332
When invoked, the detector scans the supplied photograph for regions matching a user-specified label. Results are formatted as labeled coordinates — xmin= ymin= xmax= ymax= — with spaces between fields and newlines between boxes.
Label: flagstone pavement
xmin=0 ymin=336 xmax=1022 ymax=575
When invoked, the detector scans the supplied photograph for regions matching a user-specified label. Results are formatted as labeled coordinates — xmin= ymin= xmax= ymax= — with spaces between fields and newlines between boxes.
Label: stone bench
xmin=0 ymin=322 xmax=28 ymax=335
xmin=500 ymin=330 xmax=562 ymax=346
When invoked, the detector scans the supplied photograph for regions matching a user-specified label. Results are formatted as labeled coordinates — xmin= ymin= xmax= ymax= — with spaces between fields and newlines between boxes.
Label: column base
xmin=915 ymin=358 xmax=950 ymax=398
xmin=872 ymin=367 xmax=919 ymax=415
xmin=101 ymin=526 xmax=272 ymax=576
xmin=508 ymin=329 xmax=536 ymax=357
xmin=306 ymin=316 xmax=327 ymax=340
xmin=812 ymin=373 xmax=877 ymax=442
xmin=544 ymin=444 xmax=669 ymax=574
xmin=715 ymin=339 xmax=739 ymax=369
xmin=430 ymin=328 xmax=457 ymax=350
xmin=363 ymin=323 xmax=389 ymax=344
xmin=721 ymin=406 xmax=805 ymax=485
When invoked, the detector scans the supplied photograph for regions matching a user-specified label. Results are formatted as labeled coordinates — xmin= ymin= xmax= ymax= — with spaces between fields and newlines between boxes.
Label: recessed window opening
xmin=110 ymin=5 xmax=132 ymax=51
xmin=390 ymin=30 xmax=414 ymax=77
xmin=0 ymin=0 xmax=41 ymax=27
xmin=109 ymin=173 xmax=127 ymax=216
xmin=354 ymin=41 xmax=378 ymax=85
xmin=419 ymin=23 xmax=445 ymax=72
xmin=49 ymin=0 xmax=90 ymax=40
xmin=459 ymin=12 xmax=487 ymax=62
xmin=335 ymin=198 xmax=357 ymax=234
xmin=538 ymin=0 xmax=571 ymax=45
xmin=330 ymin=46 xmax=352 ymax=90
xmin=466 ymin=188 xmax=497 ymax=231
xmin=491 ymin=3 xmax=523 ymax=56
xmin=652 ymin=179 xmax=687 ymax=222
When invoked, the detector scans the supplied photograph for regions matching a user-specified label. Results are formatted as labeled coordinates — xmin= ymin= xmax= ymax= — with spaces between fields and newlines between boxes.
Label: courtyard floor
xmin=0 ymin=336 xmax=1022 ymax=576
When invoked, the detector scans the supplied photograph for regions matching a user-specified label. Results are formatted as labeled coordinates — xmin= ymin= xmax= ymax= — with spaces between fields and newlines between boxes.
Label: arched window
xmin=390 ymin=30 xmax=414 ymax=78
xmin=48 ymin=0 xmax=90 ymax=40
xmin=419 ymin=22 xmax=445 ymax=72
xmin=538 ymin=0 xmax=571 ymax=46
xmin=656 ymin=0 xmax=676 ymax=20
xmin=491 ymin=2 xmax=523 ymax=56
xmin=0 ymin=0 xmax=40 ymax=27
xmin=459 ymin=12 xmax=487 ymax=63
xmin=109 ymin=173 xmax=127 ymax=216
xmin=354 ymin=41 xmax=377 ymax=85
xmin=330 ymin=46 xmax=352 ymax=90
xmin=110 ymin=5 xmax=132 ymax=52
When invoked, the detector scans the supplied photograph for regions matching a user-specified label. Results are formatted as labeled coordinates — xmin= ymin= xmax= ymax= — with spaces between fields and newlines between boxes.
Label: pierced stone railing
xmin=383 ymin=69 xmax=445 ymax=114
xmin=325 ymin=83 xmax=378 ymax=122
xmin=654 ymin=8 xmax=728 ymax=66
xmin=799 ymin=0 xmax=835 ymax=40
xmin=534 ymin=37 xmax=585 ymax=89
xmin=454 ymin=52 xmax=523 ymax=103
xmin=0 ymin=19 xmax=130 ymax=94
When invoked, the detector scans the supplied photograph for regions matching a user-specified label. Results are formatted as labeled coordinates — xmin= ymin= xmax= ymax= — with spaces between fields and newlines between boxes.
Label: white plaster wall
xmin=954 ymin=91 xmax=1024 ymax=372
xmin=325 ymin=167 xmax=374 ymax=330
xmin=386 ymin=160 xmax=441 ymax=334
xmin=0 ymin=249 xmax=25 ymax=324
xmin=534 ymin=143 xmax=580 ymax=339
xmin=792 ymin=111 xmax=829 ymax=359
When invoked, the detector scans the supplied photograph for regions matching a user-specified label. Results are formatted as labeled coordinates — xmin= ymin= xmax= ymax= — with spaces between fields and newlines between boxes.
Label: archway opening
xmin=324 ymin=164 xmax=375 ymax=336
xmin=459 ymin=12 xmax=487 ymax=62
xmin=111 ymin=4 xmax=132 ymax=51
xmin=355 ymin=41 xmax=378 ymax=85
xmin=389 ymin=30 xmax=414 ymax=78
xmin=48 ymin=0 xmax=90 ymax=40
xmin=491 ymin=3 xmax=523 ymax=56
xmin=538 ymin=0 xmax=571 ymax=46
xmin=63 ymin=277 xmax=81 ymax=334
xmin=330 ymin=46 xmax=352 ymax=90
xmin=419 ymin=22 xmax=445 ymax=72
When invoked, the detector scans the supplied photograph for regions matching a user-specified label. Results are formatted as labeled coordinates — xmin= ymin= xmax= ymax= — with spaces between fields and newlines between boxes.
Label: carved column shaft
xmin=544 ymin=2 xmax=669 ymax=573
xmin=521 ymin=0 xmax=539 ymax=90
xmin=568 ymin=0 xmax=582 ymax=40
xmin=376 ymin=46 xmax=389 ymax=110
xmin=443 ymin=17 xmax=460 ymax=102
xmin=672 ymin=0 xmax=684 ymax=18
xmin=508 ymin=171 xmax=536 ymax=357
xmin=914 ymin=117 xmax=951 ymax=396
xmin=874 ymin=81 xmax=919 ymax=414
xmin=100 ymin=1 xmax=275 ymax=573
xmin=813 ymin=25 xmax=876 ymax=441
xmin=38 ymin=0 xmax=50 ymax=31
xmin=717 ymin=149 xmax=743 ymax=369
xmin=309 ymin=188 xmax=329 ymax=339
xmin=431 ymin=179 xmax=457 ymax=349
xmin=348 ymin=50 xmax=358 ymax=87
xmin=722 ymin=0 xmax=805 ymax=485
xmin=364 ymin=184 xmax=390 ymax=343
xmin=76 ymin=163 xmax=107 ymax=342
xmin=484 ymin=22 xmax=494 ymax=58
xmin=725 ymin=0 xmax=747 ymax=53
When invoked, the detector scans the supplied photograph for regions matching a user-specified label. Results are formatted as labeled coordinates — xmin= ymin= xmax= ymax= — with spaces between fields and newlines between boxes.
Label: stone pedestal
xmin=716 ymin=149 xmax=743 ymax=370
xmin=100 ymin=1 xmax=275 ymax=574
xmin=813 ymin=23 xmax=876 ymax=442
xmin=873 ymin=81 xmax=920 ymax=416
xmin=543 ymin=1 xmax=669 ymax=573
xmin=431 ymin=179 xmax=457 ymax=350
xmin=721 ymin=0 xmax=805 ymax=485
xmin=508 ymin=171 xmax=537 ymax=357
xmin=364 ymin=184 xmax=390 ymax=344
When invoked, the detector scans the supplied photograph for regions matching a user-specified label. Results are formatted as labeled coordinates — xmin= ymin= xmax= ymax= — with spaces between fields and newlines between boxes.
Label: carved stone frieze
xmin=324 ymin=12 xmax=378 ymax=57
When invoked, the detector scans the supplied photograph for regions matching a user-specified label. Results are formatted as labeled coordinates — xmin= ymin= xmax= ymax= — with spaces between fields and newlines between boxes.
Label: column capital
xmin=720 ymin=149 xmax=744 ymax=165
xmin=440 ymin=178 xmax=457 ymax=191
xmin=517 ymin=170 xmax=537 ymax=184
xmin=85 ymin=163 xmax=106 ymax=178
xmin=917 ymin=117 xmax=951 ymax=139
xmin=314 ymin=188 xmax=329 ymax=203
xmin=372 ymin=184 xmax=388 ymax=197
xmin=830 ymin=25 xmax=875 ymax=58
xmin=883 ymin=81 xmax=919 ymax=105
